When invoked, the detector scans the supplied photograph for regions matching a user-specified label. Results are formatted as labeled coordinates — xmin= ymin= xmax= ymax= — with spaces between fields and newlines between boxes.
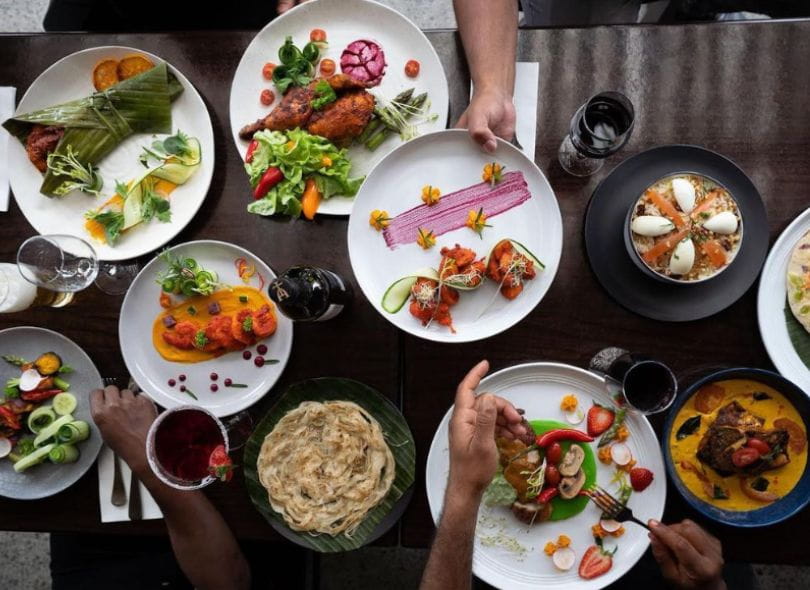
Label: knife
xmin=111 ymin=452 xmax=127 ymax=507
xmin=128 ymin=470 xmax=142 ymax=521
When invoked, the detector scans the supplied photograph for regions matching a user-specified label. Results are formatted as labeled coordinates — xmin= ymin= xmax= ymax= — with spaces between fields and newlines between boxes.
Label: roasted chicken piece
xmin=26 ymin=124 xmax=64 ymax=173
xmin=306 ymin=90 xmax=375 ymax=145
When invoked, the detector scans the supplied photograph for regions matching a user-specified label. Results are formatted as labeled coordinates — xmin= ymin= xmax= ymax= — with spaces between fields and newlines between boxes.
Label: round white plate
xmin=228 ymin=0 xmax=449 ymax=216
xmin=8 ymin=46 xmax=215 ymax=261
xmin=119 ymin=240 xmax=293 ymax=417
xmin=0 ymin=327 xmax=103 ymax=500
xmin=757 ymin=207 xmax=810 ymax=393
xmin=347 ymin=129 xmax=562 ymax=343
xmin=425 ymin=362 xmax=666 ymax=590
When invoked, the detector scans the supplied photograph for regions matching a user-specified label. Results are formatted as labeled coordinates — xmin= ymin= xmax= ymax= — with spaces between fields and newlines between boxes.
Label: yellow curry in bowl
xmin=669 ymin=379 xmax=808 ymax=512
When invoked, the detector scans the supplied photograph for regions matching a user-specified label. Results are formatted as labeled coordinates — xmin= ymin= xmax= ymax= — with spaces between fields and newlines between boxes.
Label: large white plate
xmin=119 ymin=240 xmax=293 ymax=417
xmin=757 ymin=207 xmax=810 ymax=392
xmin=347 ymin=129 xmax=562 ymax=343
xmin=426 ymin=362 xmax=666 ymax=590
xmin=0 ymin=327 xmax=103 ymax=500
xmin=228 ymin=0 xmax=449 ymax=216
xmin=7 ymin=46 xmax=215 ymax=261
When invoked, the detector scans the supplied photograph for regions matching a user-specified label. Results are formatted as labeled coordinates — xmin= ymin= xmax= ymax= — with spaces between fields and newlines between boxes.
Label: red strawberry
xmin=629 ymin=467 xmax=654 ymax=492
xmin=587 ymin=404 xmax=615 ymax=437
xmin=578 ymin=543 xmax=615 ymax=580
xmin=208 ymin=444 xmax=235 ymax=482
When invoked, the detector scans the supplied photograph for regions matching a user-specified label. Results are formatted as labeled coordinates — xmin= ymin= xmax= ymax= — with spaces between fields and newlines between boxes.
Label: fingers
xmin=466 ymin=108 xmax=498 ymax=153
xmin=674 ymin=519 xmax=722 ymax=556
xmin=89 ymin=388 xmax=105 ymax=419
xmin=471 ymin=393 xmax=497 ymax=447
xmin=649 ymin=534 xmax=679 ymax=581
xmin=649 ymin=520 xmax=703 ymax=566
xmin=120 ymin=389 xmax=135 ymax=402
xmin=103 ymin=385 xmax=121 ymax=405
xmin=493 ymin=396 xmax=524 ymax=426
xmin=454 ymin=360 xmax=490 ymax=410
xmin=277 ymin=0 xmax=296 ymax=13
xmin=454 ymin=111 xmax=468 ymax=129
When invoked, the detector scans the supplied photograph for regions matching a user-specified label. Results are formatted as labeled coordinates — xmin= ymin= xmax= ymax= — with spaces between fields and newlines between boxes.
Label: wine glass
xmin=94 ymin=260 xmax=140 ymax=296
xmin=17 ymin=235 xmax=99 ymax=295
xmin=558 ymin=91 xmax=635 ymax=177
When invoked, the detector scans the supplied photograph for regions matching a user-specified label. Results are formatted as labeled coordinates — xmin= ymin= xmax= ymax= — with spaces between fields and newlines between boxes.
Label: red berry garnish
xmin=210 ymin=384 xmax=219 ymax=392
xmin=179 ymin=385 xmax=186 ymax=392
xmin=243 ymin=350 xmax=252 ymax=360
xmin=168 ymin=379 xmax=176 ymax=387
xmin=224 ymin=378 xmax=233 ymax=387
xmin=257 ymin=344 xmax=268 ymax=355
xmin=254 ymin=356 xmax=265 ymax=367
xmin=179 ymin=374 xmax=187 ymax=382
xmin=210 ymin=372 xmax=218 ymax=381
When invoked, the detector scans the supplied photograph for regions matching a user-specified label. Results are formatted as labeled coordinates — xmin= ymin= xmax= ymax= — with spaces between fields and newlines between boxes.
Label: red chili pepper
xmin=20 ymin=389 xmax=62 ymax=402
xmin=536 ymin=487 xmax=559 ymax=504
xmin=245 ymin=140 xmax=259 ymax=163
xmin=535 ymin=428 xmax=593 ymax=447
xmin=253 ymin=167 xmax=284 ymax=200
xmin=0 ymin=406 xmax=22 ymax=430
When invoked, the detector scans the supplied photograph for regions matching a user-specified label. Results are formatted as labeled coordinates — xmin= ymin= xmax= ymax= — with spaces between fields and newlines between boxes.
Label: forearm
xmin=420 ymin=486 xmax=481 ymax=590
xmin=134 ymin=462 xmax=251 ymax=590
xmin=453 ymin=0 xmax=518 ymax=95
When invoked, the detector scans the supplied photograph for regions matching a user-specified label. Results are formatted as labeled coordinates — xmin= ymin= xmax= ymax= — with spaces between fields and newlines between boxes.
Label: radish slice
xmin=552 ymin=546 xmax=575 ymax=571
xmin=19 ymin=369 xmax=43 ymax=392
xmin=610 ymin=443 xmax=632 ymax=466
xmin=600 ymin=519 xmax=622 ymax=533
xmin=0 ymin=437 xmax=11 ymax=458
xmin=565 ymin=408 xmax=584 ymax=425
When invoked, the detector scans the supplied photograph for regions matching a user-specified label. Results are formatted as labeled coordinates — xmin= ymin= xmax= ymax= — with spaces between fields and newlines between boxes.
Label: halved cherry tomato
xmin=260 ymin=89 xmax=275 ymax=106
xmin=310 ymin=28 xmax=327 ymax=43
xmin=262 ymin=62 xmax=276 ymax=80
xmin=319 ymin=58 xmax=336 ymax=76
xmin=405 ymin=59 xmax=420 ymax=78
xmin=731 ymin=447 xmax=761 ymax=468
xmin=746 ymin=438 xmax=771 ymax=454
xmin=546 ymin=442 xmax=563 ymax=465
xmin=545 ymin=464 xmax=561 ymax=487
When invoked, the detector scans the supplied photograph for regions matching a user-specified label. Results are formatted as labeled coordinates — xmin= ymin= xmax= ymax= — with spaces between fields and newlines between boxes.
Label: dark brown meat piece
xmin=25 ymin=125 xmax=64 ymax=173
xmin=697 ymin=426 xmax=746 ymax=476
xmin=306 ymin=90 xmax=375 ymax=145
xmin=239 ymin=85 xmax=316 ymax=140
xmin=517 ymin=418 xmax=537 ymax=447
xmin=714 ymin=401 xmax=764 ymax=430
xmin=510 ymin=500 xmax=552 ymax=525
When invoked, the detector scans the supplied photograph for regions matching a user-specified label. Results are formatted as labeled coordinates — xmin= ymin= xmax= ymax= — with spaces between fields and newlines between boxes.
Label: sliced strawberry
xmin=587 ymin=404 xmax=615 ymax=437
xmin=629 ymin=467 xmax=654 ymax=492
xmin=579 ymin=544 xmax=615 ymax=580
xmin=208 ymin=444 xmax=235 ymax=483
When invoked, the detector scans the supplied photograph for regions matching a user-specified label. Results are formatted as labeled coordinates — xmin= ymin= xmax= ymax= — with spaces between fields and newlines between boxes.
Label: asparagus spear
xmin=365 ymin=93 xmax=428 ymax=151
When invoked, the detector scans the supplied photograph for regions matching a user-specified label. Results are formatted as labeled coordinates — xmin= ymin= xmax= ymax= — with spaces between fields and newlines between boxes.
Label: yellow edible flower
xmin=557 ymin=534 xmax=571 ymax=548
xmin=321 ymin=155 xmax=333 ymax=168
xmin=618 ymin=458 xmax=637 ymax=473
xmin=465 ymin=207 xmax=491 ymax=238
xmin=614 ymin=526 xmax=626 ymax=538
xmin=598 ymin=446 xmax=613 ymax=465
xmin=544 ymin=541 xmax=557 ymax=556
xmin=369 ymin=210 xmax=391 ymax=231
xmin=416 ymin=227 xmax=436 ymax=250
xmin=482 ymin=162 xmax=504 ymax=186
xmin=616 ymin=425 xmax=630 ymax=442
xmin=560 ymin=394 xmax=578 ymax=412
xmin=421 ymin=185 xmax=441 ymax=206
xmin=592 ymin=523 xmax=607 ymax=539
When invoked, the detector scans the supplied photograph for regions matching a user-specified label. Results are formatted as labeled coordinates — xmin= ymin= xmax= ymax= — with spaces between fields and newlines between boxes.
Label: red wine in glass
xmin=607 ymin=353 xmax=678 ymax=414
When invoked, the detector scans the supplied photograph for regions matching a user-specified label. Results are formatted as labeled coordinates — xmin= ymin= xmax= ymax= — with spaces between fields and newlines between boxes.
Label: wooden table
xmin=1 ymin=20 xmax=810 ymax=565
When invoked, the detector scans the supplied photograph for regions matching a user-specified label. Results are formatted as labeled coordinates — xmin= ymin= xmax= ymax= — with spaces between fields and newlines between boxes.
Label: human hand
xmin=455 ymin=87 xmax=516 ymax=153
xmin=90 ymin=385 xmax=157 ymax=475
xmin=277 ymin=0 xmax=310 ymax=15
xmin=649 ymin=519 xmax=726 ymax=590
xmin=447 ymin=360 xmax=525 ymax=497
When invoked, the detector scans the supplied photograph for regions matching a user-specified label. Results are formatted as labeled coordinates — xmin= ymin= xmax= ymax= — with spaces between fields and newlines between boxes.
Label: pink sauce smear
xmin=382 ymin=171 xmax=532 ymax=249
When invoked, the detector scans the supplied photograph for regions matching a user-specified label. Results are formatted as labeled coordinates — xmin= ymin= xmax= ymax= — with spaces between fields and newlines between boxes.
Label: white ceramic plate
xmin=757 ymin=207 xmax=810 ymax=393
xmin=347 ymin=129 xmax=562 ymax=343
xmin=0 ymin=327 xmax=103 ymax=499
xmin=228 ymin=0 xmax=449 ymax=216
xmin=7 ymin=46 xmax=215 ymax=261
xmin=119 ymin=240 xmax=293 ymax=417
xmin=425 ymin=362 xmax=666 ymax=590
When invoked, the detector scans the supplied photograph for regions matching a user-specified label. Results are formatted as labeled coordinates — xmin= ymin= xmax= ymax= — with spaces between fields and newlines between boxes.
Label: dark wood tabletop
xmin=1 ymin=20 xmax=810 ymax=565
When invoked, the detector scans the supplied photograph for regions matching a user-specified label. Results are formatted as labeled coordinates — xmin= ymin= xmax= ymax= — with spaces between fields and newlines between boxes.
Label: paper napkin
xmin=0 ymin=87 xmax=15 ymax=212
xmin=98 ymin=444 xmax=163 ymax=523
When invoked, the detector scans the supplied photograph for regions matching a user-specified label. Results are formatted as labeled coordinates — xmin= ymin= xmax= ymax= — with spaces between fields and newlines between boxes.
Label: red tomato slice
xmin=731 ymin=447 xmax=761 ymax=468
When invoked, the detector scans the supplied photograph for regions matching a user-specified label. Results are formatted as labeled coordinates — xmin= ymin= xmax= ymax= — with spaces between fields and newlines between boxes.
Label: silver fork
xmin=102 ymin=377 xmax=127 ymax=507
xmin=586 ymin=485 xmax=650 ymax=530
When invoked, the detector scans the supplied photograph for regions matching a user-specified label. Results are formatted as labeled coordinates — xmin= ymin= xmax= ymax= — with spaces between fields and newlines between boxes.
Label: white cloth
xmin=0 ymin=87 xmax=15 ymax=213
xmin=97 ymin=444 xmax=163 ymax=522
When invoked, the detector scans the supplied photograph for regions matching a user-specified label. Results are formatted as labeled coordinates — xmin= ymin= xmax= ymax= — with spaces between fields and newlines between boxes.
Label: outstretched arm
xmin=91 ymin=386 xmax=250 ymax=590
xmin=453 ymin=0 xmax=518 ymax=152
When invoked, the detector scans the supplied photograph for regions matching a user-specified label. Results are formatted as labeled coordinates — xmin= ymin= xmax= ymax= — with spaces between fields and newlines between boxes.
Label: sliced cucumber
xmin=381 ymin=268 xmax=439 ymax=313
xmin=151 ymin=138 xmax=202 ymax=184
xmin=57 ymin=421 xmax=90 ymax=444
xmin=48 ymin=444 xmax=79 ymax=464
xmin=121 ymin=181 xmax=144 ymax=230
xmin=505 ymin=238 xmax=545 ymax=270
xmin=13 ymin=443 xmax=55 ymax=472
xmin=52 ymin=392 xmax=77 ymax=416
xmin=27 ymin=406 xmax=56 ymax=434
xmin=33 ymin=414 xmax=74 ymax=447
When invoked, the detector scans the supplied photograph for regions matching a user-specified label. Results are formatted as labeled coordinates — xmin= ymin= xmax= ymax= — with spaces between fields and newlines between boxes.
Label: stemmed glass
xmin=558 ymin=91 xmax=635 ymax=177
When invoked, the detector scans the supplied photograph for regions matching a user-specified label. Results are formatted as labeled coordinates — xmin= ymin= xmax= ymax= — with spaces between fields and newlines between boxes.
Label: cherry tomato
xmin=319 ymin=58 xmax=336 ymax=77
xmin=746 ymin=438 xmax=771 ymax=454
xmin=405 ymin=59 xmax=420 ymax=78
xmin=260 ymin=89 xmax=275 ymax=106
xmin=262 ymin=62 xmax=276 ymax=80
xmin=545 ymin=464 xmax=561 ymax=487
xmin=546 ymin=442 xmax=563 ymax=465
xmin=731 ymin=447 xmax=761 ymax=468
xmin=310 ymin=28 xmax=327 ymax=43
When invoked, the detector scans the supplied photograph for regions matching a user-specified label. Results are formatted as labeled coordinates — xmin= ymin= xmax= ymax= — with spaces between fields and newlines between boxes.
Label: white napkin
xmin=0 ymin=87 xmax=15 ymax=212
xmin=469 ymin=63 xmax=539 ymax=160
xmin=98 ymin=445 xmax=163 ymax=523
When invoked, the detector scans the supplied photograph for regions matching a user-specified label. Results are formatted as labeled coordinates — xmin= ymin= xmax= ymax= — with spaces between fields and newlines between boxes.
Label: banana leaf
xmin=785 ymin=301 xmax=810 ymax=369
xmin=243 ymin=378 xmax=415 ymax=552
xmin=3 ymin=62 xmax=183 ymax=197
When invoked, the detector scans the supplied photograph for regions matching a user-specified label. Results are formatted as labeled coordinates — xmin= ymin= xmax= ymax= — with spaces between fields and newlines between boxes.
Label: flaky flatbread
xmin=787 ymin=229 xmax=810 ymax=333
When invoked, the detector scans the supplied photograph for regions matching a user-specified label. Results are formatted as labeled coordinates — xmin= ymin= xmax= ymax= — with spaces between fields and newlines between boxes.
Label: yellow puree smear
xmin=670 ymin=379 xmax=807 ymax=511
xmin=152 ymin=286 xmax=272 ymax=363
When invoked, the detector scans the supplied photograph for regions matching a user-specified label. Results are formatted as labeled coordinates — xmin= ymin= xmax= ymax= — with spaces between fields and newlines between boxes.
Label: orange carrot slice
xmin=642 ymin=229 xmax=689 ymax=263
xmin=647 ymin=190 xmax=685 ymax=228
xmin=690 ymin=189 xmax=721 ymax=219
xmin=702 ymin=240 xmax=727 ymax=267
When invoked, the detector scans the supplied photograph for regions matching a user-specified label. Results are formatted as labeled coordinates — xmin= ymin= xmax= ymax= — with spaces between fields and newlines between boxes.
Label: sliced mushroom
xmin=558 ymin=445 xmax=585 ymax=477
xmin=558 ymin=469 xmax=586 ymax=499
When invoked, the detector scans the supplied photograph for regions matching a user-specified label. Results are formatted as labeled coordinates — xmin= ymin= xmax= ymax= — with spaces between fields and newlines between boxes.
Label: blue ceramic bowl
xmin=663 ymin=368 xmax=810 ymax=527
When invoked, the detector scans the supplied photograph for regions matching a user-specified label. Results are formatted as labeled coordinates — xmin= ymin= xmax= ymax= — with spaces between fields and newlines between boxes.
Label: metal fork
xmin=102 ymin=377 xmax=127 ymax=507
xmin=586 ymin=485 xmax=650 ymax=530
